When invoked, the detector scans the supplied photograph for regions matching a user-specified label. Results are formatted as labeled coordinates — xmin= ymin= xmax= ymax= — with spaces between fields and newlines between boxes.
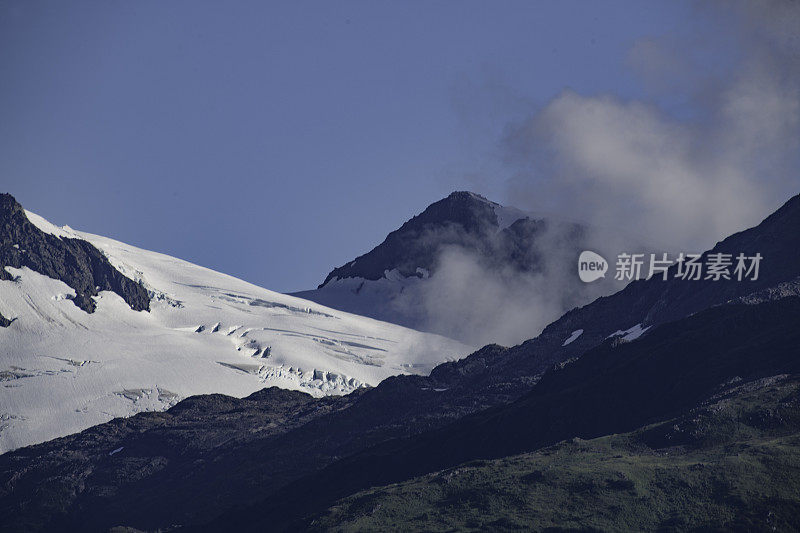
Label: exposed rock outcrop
xmin=0 ymin=193 xmax=149 ymax=313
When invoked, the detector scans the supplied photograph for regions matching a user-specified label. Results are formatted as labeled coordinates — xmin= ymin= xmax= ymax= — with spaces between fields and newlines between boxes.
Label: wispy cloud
xmin=503 ymin=0 xmax=800 ymax=251
xmin=388 ymin=219 xmax=629 ymax=347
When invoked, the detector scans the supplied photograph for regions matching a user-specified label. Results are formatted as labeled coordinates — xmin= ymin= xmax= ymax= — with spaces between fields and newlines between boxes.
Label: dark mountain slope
xmin=312 ymin=374 xmax=800 ymax=532
xmin=0 ymin=387 xmax=365 ymax=532
xmin=0 ymin=193 xmax=149 ymax=314
xmin=202 ymin=296 xmax=800 ymax=532
xmin=563 ymin=192 xmax=800 ymax=330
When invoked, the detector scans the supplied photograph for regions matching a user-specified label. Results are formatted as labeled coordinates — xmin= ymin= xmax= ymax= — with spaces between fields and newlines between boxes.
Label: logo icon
xmin=578 ymin=250 xmax=608 ymax=283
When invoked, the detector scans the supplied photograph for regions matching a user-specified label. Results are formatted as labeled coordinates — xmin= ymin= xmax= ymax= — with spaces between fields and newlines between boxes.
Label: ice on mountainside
xmin=562 ymin=329 xmax=583 ymax=346
xmin=0 ymin=210 xmax=472 ymax=453
xmin=606 ymin=323 xmax=651 ymax=342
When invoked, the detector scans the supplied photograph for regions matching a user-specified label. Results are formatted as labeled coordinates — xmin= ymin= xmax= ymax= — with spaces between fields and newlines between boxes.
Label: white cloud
xmin=503 ymin=0 xmax=800 ymax=252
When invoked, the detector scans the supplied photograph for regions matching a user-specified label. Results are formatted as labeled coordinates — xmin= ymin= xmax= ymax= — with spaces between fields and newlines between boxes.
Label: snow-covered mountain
xmin=294 ymin=191 xmax=639 ymax=345
xmin=0 ymin=194 xmax=472 ymax=453
xmin=4 ymin=192 xmax=798 ymax=533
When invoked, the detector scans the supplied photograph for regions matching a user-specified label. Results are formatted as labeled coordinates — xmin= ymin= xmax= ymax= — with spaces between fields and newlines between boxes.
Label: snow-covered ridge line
xmin=0 ymin=211 xmax=473 ymax=453
xmin=24 ymin=210 xmax=81 ymax=239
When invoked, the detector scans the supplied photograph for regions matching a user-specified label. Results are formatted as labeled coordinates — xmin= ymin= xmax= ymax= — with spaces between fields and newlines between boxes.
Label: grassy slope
xmin=310 ymin=376 xmax=800 ymax=532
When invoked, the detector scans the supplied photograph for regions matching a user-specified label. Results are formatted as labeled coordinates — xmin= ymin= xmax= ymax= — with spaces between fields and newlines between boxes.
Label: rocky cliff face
xmin=0 ymin=193 xmax=150 ymax=315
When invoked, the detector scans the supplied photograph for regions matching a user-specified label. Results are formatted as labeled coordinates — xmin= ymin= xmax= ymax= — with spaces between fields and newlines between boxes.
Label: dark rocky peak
xmin=0 ymin=193 xmax=149 ymax=316
xmin=319 ymin=191 xmax=536 ymax=287
xmin=410 ymin=191 xmax=501 ymax=232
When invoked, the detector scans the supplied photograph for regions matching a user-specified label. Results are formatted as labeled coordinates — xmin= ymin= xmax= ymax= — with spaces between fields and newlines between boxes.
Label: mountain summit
xmin=294 ymin=191 xmax=634 ymax=345
xmin=318 ymin=191 xmax=518 ymax=286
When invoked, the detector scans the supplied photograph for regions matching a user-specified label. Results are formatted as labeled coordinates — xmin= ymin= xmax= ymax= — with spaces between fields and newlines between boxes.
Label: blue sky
xmin=0 ymin=0 xmax=740 ymax=291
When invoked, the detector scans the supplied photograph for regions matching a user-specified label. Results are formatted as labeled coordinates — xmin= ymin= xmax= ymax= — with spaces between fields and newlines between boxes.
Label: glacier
xmin=0 ymin=211 xmax=472 ymax=453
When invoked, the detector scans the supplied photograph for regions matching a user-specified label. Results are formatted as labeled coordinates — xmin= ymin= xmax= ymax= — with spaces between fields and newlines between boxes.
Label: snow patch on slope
xmin=607 ymin=323 xmax=651 ymax=342
xmin=562 ymin=329 xmax=583 ymax=346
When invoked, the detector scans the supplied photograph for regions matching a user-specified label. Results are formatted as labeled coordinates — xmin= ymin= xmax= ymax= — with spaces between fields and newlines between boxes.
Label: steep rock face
xmin=0 ymin=193 xmax=150 ymax=314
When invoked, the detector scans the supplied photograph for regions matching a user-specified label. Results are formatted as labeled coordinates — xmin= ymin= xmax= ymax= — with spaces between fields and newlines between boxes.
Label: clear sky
xmin=0 ymin=0 xmax=738 ymax=291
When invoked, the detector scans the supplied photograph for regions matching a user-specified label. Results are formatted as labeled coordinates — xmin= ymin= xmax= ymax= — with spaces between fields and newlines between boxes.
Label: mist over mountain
xmin=496 ymin=0 xmax=800 ymax=255
xmin=295 ymin=191 xmax=646 ymax=346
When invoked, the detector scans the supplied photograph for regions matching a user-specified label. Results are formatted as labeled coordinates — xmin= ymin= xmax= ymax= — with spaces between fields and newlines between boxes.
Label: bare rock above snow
xmin=0 ymin=193 xmax=149 ymax=314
